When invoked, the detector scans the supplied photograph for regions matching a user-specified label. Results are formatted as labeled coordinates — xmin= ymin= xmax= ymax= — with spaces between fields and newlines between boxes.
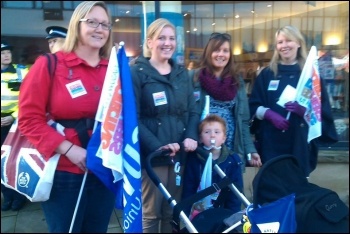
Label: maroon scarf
xmin=199 ymin=68 xmax=237 ymax=101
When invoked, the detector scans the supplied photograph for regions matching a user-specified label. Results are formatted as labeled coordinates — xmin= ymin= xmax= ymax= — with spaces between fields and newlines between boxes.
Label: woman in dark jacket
xmin=249 ymin=25 xmax=338 ymax=177
xmin=130 ymin=18 xmax=200 ymax=233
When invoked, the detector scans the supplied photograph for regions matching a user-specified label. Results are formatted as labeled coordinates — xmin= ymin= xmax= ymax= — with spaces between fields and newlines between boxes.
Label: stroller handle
xmin=145 ymin=142 xmax=202 ymax=190
xmin=145 ymin=145 xmax=199 ymax=233
xmin=145 ymin=148 xmax=172 ymax=191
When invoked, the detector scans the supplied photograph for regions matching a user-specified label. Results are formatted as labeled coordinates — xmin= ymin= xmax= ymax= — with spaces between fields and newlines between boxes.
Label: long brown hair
xmin=198 ymin=33 xmax=238 ymax=86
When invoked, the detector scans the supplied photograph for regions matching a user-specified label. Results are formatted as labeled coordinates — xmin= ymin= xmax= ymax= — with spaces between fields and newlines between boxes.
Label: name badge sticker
xmin=66 ymin=80 xmax=87 ymax=98
xmin=193 ymin=91 xmax=200 ymax=102
xmin=268 ymin=80 xmax=279 ymax=91
xmin=153 ymin=91 xmax=167 ymax=106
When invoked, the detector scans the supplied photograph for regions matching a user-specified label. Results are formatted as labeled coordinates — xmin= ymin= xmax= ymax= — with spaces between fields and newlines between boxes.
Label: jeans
xmin=41 ymin=171 xmax=116 ymax=233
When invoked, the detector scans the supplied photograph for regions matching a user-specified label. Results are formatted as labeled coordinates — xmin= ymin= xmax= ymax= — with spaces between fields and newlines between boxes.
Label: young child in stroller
xmin=182 ymin=114 xmax=244 ymax=220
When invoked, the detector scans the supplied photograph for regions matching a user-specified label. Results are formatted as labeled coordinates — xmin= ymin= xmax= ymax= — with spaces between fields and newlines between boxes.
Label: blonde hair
xmin=61 ymin=1 xmax=112 ymax=59
xmin=143 ymin=18 xmax=175 ymax=58
xmin=50 ymin=37 xmax=65 ymax=53
xmin=269 ymin=25 xmax=307 ymax=76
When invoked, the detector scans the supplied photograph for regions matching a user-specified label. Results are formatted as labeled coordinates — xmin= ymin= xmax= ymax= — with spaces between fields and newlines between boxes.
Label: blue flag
xmin=118 ymin=45 xmax=143 ymax=233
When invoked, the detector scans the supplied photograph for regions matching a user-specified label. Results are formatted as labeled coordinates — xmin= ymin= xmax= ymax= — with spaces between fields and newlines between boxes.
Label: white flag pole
xmin=69 ymin=170 xmax=88 ymax=233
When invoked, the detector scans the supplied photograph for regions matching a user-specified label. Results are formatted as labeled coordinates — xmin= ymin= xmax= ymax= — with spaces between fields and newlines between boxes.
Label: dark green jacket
xmin=131 ymin=56 xmax=200 ymax=167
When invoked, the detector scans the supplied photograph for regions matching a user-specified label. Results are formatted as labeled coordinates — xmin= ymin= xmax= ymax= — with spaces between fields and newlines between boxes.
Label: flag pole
xmin=69 ymin=170 xmax=88 ymax=233
xmin=285 ymin=111 xmax=291 ymax=121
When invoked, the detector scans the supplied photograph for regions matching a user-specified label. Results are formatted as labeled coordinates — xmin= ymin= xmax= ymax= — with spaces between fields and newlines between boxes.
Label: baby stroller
xmin=251 ymin=154 xmax=349 ymax=233
xmin=145 ymin=146 xmax=251 ymax=233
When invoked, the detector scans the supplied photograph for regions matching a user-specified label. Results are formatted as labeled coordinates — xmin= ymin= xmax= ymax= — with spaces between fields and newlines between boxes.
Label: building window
xmin=2 ymin=1 xmax=34 ymax=8
xmin=42 ymin=1 xmax=62 ymax=9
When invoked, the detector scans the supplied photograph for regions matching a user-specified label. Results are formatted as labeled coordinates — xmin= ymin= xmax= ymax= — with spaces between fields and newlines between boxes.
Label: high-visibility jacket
xmin=1 ymin=64 xmax=29 ymax=118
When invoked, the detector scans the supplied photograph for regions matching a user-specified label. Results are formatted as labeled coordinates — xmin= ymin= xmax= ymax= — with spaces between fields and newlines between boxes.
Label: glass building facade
xmin=1 ymin=1 xmax=349 ymax=149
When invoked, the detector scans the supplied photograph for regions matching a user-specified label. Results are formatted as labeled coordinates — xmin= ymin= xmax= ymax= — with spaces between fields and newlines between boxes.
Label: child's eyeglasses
xmin=209 ymin=33 xmax=231 ymax=41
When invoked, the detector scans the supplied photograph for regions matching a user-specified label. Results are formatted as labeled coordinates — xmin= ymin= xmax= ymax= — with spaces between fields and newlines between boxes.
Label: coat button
xmin=94 ymin=85 xmax=100 ymax=91
xmin=300 ymin=123 xmax=305 ymax=127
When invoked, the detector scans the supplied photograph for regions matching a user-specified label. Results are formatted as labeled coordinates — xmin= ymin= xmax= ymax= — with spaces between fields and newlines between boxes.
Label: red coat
xmin=18 ymin=51 xmax=108 ymax=174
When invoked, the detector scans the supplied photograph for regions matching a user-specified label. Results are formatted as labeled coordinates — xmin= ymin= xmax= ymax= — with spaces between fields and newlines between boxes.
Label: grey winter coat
xmin=131 ymin=56 xmax=200 ymax=168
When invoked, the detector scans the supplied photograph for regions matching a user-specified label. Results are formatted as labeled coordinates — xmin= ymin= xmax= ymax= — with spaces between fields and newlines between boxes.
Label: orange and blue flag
xmin=294 ymin=46 xmax=322 ymax=142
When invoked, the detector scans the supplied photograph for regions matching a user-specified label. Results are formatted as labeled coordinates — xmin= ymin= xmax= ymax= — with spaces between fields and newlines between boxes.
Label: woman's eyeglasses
xmin=209 ymin=33 xmax=231 ymax=41
xmin=79 ymin=19 xmax=112 ymax=31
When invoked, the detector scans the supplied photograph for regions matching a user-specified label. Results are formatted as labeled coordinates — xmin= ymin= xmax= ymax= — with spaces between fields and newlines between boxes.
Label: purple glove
xmin=285 ymin=101 xmax=306 ymax=117
xmin=264 ymin=109 xmax=289 ymax=131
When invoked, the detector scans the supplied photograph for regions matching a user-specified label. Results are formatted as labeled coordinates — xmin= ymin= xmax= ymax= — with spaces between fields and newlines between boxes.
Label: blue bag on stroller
xmin=247 ymin=193 xmax=296 ymax=233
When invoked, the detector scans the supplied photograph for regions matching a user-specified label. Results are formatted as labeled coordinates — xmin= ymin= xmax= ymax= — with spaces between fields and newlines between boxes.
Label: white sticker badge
xmin=153 ymin=91 xmax=168 ymax=106
xmin=66 ymin=80 xmax=87 ymax=98
xmin=268 ymin=80 xmax=279 ymax=91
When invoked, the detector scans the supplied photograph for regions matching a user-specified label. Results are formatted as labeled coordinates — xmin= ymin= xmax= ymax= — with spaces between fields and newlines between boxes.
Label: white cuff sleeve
xmin=256 ymin=106 xmax=270 ymax=120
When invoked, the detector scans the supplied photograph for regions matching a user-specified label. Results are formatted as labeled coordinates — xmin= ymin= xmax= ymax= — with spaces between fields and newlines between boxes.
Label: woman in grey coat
xmin=191 ymin=32 xmax=262 ymax=171
xmin=130 ymin=18 xmax=200 ymax=233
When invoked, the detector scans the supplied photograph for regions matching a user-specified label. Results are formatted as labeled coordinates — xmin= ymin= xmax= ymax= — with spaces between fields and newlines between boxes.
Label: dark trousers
xmin=1 ymin=184 xmax=27 ymax=202
xmin=41 ymin=171 xmax=116 ymax=233
xmin=1 ymin=122 xmax=11 ymax=145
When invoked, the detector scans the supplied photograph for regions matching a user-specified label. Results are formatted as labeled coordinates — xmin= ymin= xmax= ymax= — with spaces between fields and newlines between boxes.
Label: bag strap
xmin=44 ymin=53 xmax=57 ymax=79
xmin=42 ymin=54 xmax=93 ymax=149
xmin=172 ymin=176 xmax=232 ymax=227
xmin=213 ymin=186 xmax=231 ymax=208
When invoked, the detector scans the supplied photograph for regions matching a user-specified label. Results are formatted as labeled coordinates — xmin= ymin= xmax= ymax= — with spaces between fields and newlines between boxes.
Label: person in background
xmin=192 ymin=33 xmax=262 ymax=171
xmin=249 ymin=25 xmax=338 ymax=177
xmin=20 ymin=45 xmax=44 ymax=68
xmin=18 ymin=1 xmax=116 ymax=232
xmin=1 ymin=41 xmax=29 ymax=211
xmin=45 ymin=26 xmax=68 ymax=53
xmin=182 ymin=114 xmax=244 ymax=219
xmin=256 ymin=60 xmax=265 ymax=77
xmin=130 ymin=18 xmax=200 ymax=233
xmin=187 ymin=60 xmax=197 ymax=70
